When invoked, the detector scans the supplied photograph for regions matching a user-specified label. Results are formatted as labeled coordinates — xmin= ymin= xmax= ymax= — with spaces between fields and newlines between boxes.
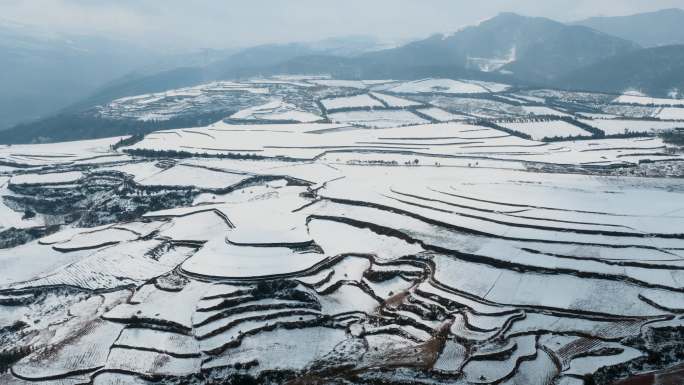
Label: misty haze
xmin=1 ymin=1 xmax=684 ymax=385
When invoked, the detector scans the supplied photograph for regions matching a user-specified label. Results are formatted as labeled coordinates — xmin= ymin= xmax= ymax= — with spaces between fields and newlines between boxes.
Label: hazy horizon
xmin=2 ymin=0 xmax=684 ymax=51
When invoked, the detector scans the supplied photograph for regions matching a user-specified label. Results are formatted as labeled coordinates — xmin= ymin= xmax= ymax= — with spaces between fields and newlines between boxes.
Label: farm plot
xmin=12 ymin=319 xmax=124 ymax=381
xmin=386 ymin=78 xmax=510 ymax=94
xmin=327 ymin=109 xmax=429 ymax=128
xmin=656 ymin=107 xmax=684 ymax=120
xmin=0 ymin=240 xmax=94 ymax=287
xmin=307 ymin=79 xmax=395 ymax=89
xmin=523 ymin=89 xmax=614 ymax=105
xmin=521 ymin=106 xmax=572 ymax=117
xmin=0 ymin=136 xmax=125 ymax=167
xmin=203 ymin=327 xmax=347 ymax=374
xmin=49 ymin=227 xmax=140 ymax=252
xmin=579 ymin=118 xmax=683 ymax=135
xmin=427 ymin=96 xmax=527 ymax=119
xmin=602 ymin=104 xmax=663 ymax=119
xmin=370 ymin=92 xmax=423 ymax=107
xmin=104 ymin=280 xmax=210 ymax=331
xmin=230 ymin=99 xmax=322 ymax=122
xmin=9 ymin=240 xmax=196 ymax=291
xmin=320 ymin=94 xmax=384 ymax=111
xmin=417 ymin=107 xmax=471 ymax=121
xmin=10 ymin=171 xmax=83 ymax=185
xmin=181 ymin=238 xmax=327 ymax=279
xmin=613 ymin=93 xmax=684 ymax=106
xmin=137 ymin=164 xmax=250 ymax=190
xmin=97 ymin=81 xmax=270 ymax=121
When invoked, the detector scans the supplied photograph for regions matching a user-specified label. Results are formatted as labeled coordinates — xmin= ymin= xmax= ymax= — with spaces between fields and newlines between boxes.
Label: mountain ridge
xmin=5 ymin=9 xmax=684 ymax=144
xmin=574 ymin=8 xmax=684 ymax=47
xmin=556 ymin=44 xmax=684 ymax=97
xmin=69 ymin=12 xmax=639 ymax=111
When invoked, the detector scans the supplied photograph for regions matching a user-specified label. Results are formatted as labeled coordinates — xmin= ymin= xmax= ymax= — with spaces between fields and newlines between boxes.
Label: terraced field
xmin=1 ymin=76 xmax=684 ymax=385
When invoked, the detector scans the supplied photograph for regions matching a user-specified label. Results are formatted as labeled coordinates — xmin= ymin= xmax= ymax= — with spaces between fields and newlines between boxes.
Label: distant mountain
xmin=0 ymin=22 xmax=166 ymax=130
xmin=437 ymin=12 xmax=639 ymax=82
xmin=574 ymin=8 xmax=684 ymax=47
xmin=71 ymin=36 xmax=396 ymax=111
xmin=3 ymin=12 xmax=640 ymax=144
xmin=556 ymin=45 xmax=684 ymax=97
xmin=305 ymin=13 xmax=638 ymax=83
xmin=75 ymin=13 xmax=638 ymax=111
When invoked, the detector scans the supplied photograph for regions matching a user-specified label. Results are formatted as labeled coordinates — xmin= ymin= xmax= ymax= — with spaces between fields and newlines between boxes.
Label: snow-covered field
xmin=327 ymin=109 xmax=429 ymax=128
xmin=417 ymin=107 xmax=471 ymax=121
xmin=98 ymin=81 xmax=270 ymax=121
xmin=370 ymin=92 xmax=423 ymax=107
xmin=308 ymin=79 xmax=395 ymax=89
xmin=136 ymin=164 xmax=250 ymax=190
xmin=230 ymin=99 xmax=322 ymax=122
xmin=385 ymin=78 xmax=510 ymax=94
xmin=10 ymin=171 xmax=83 ymax=185
xmin=122 ymin=120 xmax=679 ymax=167
xmin=0 ymin=136 xmax=126 ymax=166
xmin=613 ymin=93 xmax=684 ymax=106
xmin=1 ymin=77 xmax=684 ymax=385
xmin=320 ymin=94 xmax=384 ymax=110
xmin=521 ymin=106 xmax=572 ymax=117
xmin=656 ymin=107 xmax=684 ymax=120
xmin=580 ymin=118 xmax=684 ymax=135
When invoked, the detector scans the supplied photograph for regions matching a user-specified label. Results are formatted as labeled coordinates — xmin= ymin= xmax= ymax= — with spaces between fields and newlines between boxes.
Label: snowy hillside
xmin=1 ymin=76 xmax=684 ymax=385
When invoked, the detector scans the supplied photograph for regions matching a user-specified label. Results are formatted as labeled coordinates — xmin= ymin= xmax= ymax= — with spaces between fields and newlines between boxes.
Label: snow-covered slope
xmin=1 ymin=76 xmax=683 ymax=385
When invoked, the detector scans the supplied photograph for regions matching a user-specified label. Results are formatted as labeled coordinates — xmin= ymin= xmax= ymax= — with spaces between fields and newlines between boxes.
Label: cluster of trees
xmin=541 ymin=134 xmax=593 ymax=142
xmin=542 ymin=130 xmax=651 ymax=143
xmin=111 ymin=134 xmax=145 ymax=150
xmin=0 ymin=110 xmax=233 ymax=145
xmin=0 ymin=227 xmax=47 ymax=249
xmin=614 ymin=102 xmax=684 ymax=108
xmin=661 ymin=129 xmax=684 ymax=146
xmin=320 ymin=104 xmax=405 ymax=114
xmin=545 ymin=98 xmax=599 ymax=112
xmin=0 ymin=333 xmax=31 ymax=373
xmin=346 ymin=158 xmax=421 ymax=166
xmin=480 ymin=93 xmax=524 ymax=106
xmin=3 ymin=193 xmax=83 ymax=217
xmin=123 ymin=148 xmax=272 ymax=161
xmin=345 ymin=160 xmax=400 ymax=166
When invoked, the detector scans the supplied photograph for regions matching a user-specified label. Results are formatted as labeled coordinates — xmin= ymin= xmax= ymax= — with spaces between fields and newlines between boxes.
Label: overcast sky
xmin=2 ymin=0 xmax=684 ymax=50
